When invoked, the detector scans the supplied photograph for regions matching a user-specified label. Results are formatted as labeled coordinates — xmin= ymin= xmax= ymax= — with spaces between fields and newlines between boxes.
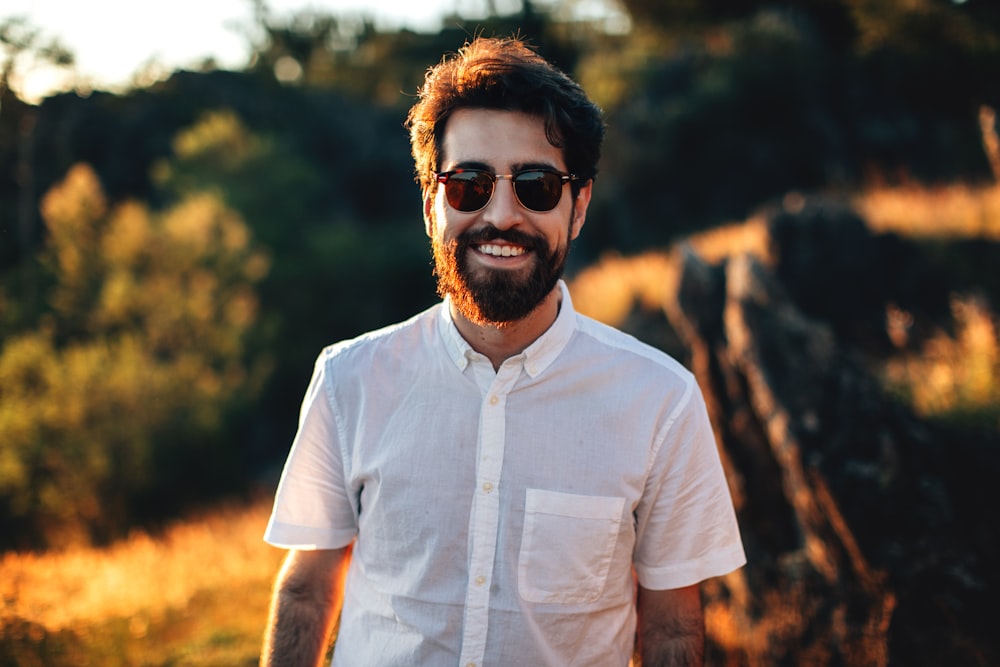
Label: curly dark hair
xmin=406 ymin=37 xmax=605 ymax=196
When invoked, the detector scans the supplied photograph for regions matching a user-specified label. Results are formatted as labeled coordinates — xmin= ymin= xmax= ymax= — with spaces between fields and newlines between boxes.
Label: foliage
xmin=151 ymin=106 xmax=437 ymax=466
xmin=580 ymin=10 xmax=841 ymax=248
xmin=577 ymin=2 xmax=1000 ymax=251
xmin=617 ymin=0 xmax=1000 ymax=63
xmin=0 ymin=164 xmax=268 ymax=549
xmin=1 ymin=0 xmax=1000 ymax=550
xmin=153 ymin=108 xmax=328 ymax=252
xmin=242 ymin=0 xmax=586 ymax=109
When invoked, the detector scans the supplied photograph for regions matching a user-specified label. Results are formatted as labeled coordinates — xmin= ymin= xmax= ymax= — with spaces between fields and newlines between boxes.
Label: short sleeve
xmin=632 ymin=380 xmax=746 ymax=589
xmin=263 ymin=352 xmax=358 ymax=550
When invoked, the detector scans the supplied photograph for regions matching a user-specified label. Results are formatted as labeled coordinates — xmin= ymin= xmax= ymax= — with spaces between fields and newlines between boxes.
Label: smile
xmin=476 ymin=244 xmax=527 ymax=257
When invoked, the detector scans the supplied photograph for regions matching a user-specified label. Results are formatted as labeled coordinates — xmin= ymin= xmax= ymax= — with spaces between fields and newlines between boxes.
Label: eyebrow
xmin=448 ymin=160 xmax=493 ymax=172
xmin=446 ymin=160 xmax=562 ymax=173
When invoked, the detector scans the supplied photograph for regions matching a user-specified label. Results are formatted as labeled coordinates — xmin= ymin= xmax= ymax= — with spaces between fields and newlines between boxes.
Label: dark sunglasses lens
xmin=445 ymin=172 xmax=494 ymax=211
xmin=514 ymin=171 xmax=563 ymax=212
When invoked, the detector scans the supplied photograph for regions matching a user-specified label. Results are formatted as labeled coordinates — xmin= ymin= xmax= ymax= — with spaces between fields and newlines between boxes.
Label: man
xmin=261 ymin=37 xmax=745 ymax=667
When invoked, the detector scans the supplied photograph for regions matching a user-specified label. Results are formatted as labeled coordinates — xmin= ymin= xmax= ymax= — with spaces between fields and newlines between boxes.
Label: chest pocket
xmin=517 ymin=489 xmax=626 ymax=604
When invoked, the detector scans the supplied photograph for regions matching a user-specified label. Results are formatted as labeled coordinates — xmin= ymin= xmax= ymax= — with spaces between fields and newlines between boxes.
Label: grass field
xmin=0 ymin=497 xmax=284 ymax=666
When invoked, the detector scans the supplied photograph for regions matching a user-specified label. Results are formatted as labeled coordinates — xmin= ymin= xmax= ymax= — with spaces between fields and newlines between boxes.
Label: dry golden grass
xmin=684 ymin=216 xmax=771 ymax=265
xmin=570 ymin=217 xmax=769 ymax=329
xmin=883 ymin=295 xmax=1000 ymax=423
xmin=1 ymin=497 xmax=280 ymax=631
xmin=856 ymin=177 xmax=1000 ymax=424
xmin=571 ymin=250 xmax=677 ymax=326
xmin=0 ymin=496 xmax=284 ymax=665
xmin=854 ymin=182 xmax=1000 ymax=240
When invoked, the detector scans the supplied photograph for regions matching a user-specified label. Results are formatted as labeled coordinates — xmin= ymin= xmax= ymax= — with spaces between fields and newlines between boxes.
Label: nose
xmin=481 ymin=176 xmax=525 ymax=230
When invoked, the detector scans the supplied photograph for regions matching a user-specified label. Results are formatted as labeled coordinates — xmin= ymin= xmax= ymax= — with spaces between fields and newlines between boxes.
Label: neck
xmin=451 ymin=287 xmax=562 ymax=371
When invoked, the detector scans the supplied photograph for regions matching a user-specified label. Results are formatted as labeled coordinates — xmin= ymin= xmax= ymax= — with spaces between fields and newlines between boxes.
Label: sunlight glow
xmin=3 ymin=0 xmax=458 ymax=102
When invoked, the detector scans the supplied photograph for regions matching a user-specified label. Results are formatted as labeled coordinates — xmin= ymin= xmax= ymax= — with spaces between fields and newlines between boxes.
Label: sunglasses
xmin=434 ymin=168 xmax=578 ymax=213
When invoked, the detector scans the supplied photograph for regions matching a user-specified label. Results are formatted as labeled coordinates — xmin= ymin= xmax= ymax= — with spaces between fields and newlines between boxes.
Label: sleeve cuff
xmin=263 ymin=519 xmax=356 ymax=551
xmin=634 ymin=542 xmax=747 ymax=590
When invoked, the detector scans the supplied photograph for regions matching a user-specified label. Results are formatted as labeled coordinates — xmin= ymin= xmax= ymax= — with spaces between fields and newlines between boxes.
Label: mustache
xmin=457 ymin=226 xmax=544 ymax=252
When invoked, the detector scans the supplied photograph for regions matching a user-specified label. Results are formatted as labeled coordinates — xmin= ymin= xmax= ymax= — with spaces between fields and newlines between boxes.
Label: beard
xmin=431 ymin=220 xmax=571 ymax=327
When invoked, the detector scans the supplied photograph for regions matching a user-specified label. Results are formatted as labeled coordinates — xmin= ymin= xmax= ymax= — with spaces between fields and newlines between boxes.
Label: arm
xmin=260 ymin=546 xmax=352 ymax=667
xmin=636 ymin=583 xmax=704 ymax=667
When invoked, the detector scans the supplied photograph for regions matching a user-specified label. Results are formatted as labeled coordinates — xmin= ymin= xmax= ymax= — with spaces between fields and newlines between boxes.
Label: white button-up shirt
xmin=265 ymin=281 xmax=745 ymax=666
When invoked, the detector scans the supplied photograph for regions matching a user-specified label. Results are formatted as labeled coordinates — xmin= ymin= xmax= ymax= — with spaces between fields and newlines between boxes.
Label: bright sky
xmin=2 ymin=0 xmax=535 ymax=102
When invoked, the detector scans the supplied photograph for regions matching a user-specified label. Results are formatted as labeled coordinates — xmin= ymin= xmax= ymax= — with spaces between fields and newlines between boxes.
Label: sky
xmin=2 ymin=0 xmax=522 ymax=102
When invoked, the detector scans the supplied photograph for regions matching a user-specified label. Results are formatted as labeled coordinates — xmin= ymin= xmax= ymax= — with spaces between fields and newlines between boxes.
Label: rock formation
xmin=662 ymin=203 xmax=999 ymax=665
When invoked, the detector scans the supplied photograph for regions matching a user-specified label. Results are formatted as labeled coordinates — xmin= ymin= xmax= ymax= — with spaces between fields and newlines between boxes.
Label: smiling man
xmin=429 ymin=106 xmax=587 ymax=365
xmin=260 ymin=37 xmax=745 ymax=667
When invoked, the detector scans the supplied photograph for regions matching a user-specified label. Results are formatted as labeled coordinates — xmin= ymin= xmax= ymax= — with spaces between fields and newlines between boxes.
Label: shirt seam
xmin=321 ymin=351 xmax=356 ymax=525
xmin=646 ymin=375 xmax=695 ymax=478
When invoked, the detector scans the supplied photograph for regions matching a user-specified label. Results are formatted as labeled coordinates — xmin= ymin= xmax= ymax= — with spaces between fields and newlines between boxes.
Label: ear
xmin=569 ymin=179 xmax=593 ymax=241
xmin=423 ymin=188 xmax=435 ymax=237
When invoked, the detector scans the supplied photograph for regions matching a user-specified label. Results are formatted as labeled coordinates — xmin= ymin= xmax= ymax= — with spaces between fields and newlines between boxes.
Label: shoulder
xmin=562 ymin=313 xmax=707 ymax=447
xmin=571 ymin=312 xmax=695 ymax=387
xmin=317 ymin=303 xmax=442 ymax=374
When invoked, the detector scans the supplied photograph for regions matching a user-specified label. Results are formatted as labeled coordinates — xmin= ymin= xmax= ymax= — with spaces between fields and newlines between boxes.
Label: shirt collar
xmin=438 ymin=300 xmax=473 ymax=371
xmin=437 ymin=280 xmax=578 ymax=377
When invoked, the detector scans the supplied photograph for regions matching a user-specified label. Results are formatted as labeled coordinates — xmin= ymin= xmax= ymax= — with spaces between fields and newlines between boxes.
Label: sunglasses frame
xmin=434 ymin=168 xmax=578 ymax=213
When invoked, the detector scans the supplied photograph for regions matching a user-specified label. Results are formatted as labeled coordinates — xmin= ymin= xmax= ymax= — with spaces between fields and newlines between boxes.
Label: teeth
xmin=479 ymin=244 xmax=525 ymax=257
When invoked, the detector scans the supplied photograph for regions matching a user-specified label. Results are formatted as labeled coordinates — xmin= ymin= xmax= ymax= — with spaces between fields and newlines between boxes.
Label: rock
xmin=664 ymin=236 xmax=1000 ymax=666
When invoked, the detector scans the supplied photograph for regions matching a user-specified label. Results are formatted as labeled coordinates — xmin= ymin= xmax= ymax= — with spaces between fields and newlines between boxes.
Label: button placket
xmin=458 ymin=362 xmax=520 ymax=666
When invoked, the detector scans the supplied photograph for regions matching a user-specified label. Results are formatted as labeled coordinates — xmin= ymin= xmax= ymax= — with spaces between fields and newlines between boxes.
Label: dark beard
xmin=432 ymin=224 xmax=570 ymax=327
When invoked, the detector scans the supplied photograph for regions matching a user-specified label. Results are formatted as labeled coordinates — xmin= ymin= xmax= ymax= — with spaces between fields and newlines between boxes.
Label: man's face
xmin=424 ymin=108 xmax=592 ymax=327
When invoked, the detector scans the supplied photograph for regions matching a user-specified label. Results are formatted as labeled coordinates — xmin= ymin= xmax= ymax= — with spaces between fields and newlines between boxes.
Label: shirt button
xmin=475 ymin=575 xmax=486 ymax=586
xmin=466 ymin=663 xmax=476 ymax=667
xmin=489 ymin=395 xmax=498 ymax=405
xmin=482 ymin=482 xmax=493 ymax=493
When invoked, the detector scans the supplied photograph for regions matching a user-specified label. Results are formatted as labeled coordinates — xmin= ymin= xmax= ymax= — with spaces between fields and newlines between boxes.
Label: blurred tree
xmin=2 ymin=2 xmax=999 ymax=546
xmin=240 ymin=0 xmax=583 ymax=109
xmin=153 ymin=108 xmax=435 ymax=465
xmin=848 ymin=0 xmax=1000 ymax=117
xmin=153 ymin=109 xmax=327 ymax=249
xmin=0 ymin=17 xmax=75 ymax=328
xmin=612 ymin=0 xmax=1000 ymax=106
xmin=581 ymin=9 xmax=848 ymax=248
xmin=0 ymin=163 xmax=268 ymax=549
xmin=0 ymin=16 xmax=74 ymax=104
xmin=614 ymin=0 xmax=1000 ymax=53
xmin=576 ymin=0 xmax=1000 ymax=252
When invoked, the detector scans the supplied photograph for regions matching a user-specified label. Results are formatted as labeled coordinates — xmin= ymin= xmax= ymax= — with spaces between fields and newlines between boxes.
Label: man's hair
xmin=406 ymin=37 xmax=605 ymax=195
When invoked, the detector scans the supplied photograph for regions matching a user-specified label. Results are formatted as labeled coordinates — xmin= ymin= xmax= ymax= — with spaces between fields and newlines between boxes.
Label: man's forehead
xmin=440 ymin=108 xmax=564 ymax=169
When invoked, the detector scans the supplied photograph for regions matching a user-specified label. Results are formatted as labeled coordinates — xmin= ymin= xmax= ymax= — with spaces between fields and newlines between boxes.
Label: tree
xmin=0 ymin=164 xmax=268 ymax=549
xmin=0 ymin=16 xmax=74 ymax=103
xmin=0 ymin=18 xmax=76 ymax=324
xmin=153 ymin=107 xmax=436 ymax=461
